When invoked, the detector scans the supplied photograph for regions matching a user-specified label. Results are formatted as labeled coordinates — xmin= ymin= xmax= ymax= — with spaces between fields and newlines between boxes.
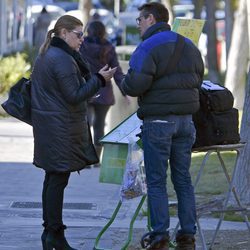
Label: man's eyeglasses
xmin=136 ymin=14 xmax=149 ymax=25
xmin=71 ymin=30 xmax=84 ymax=39
xmin=136 ymin=16 xmax=145 ymax=25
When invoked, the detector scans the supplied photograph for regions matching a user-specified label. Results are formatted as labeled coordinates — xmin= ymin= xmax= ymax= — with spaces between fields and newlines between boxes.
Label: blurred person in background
xmin=80 ymin=20 xmax=130 ymax=167
xmin=31 ymin=15 xmax=116 ymax=250
xmin=33 ymin=6 xmax=52 ymax=51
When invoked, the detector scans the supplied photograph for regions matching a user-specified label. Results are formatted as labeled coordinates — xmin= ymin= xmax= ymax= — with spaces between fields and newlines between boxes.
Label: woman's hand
xmin=98 ymin=65 xmax=117 ymax=82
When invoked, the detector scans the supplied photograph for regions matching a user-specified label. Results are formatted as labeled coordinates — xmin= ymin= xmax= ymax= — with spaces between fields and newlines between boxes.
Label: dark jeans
xmin=42 ymin=171 xmax=70 ymax=231
xmin=142 ymin=115 xmax=197 ymax=235
xmin=87 ymin=103 xmax=110 ymax=146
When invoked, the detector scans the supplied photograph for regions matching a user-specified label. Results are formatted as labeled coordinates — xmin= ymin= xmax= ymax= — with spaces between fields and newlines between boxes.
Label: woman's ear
xmin=60 ymin=28 xmax=67 ymax=40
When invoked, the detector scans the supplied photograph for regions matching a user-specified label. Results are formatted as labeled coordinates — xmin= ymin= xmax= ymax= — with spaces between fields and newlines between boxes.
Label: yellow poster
xmin=172 ymin=18 xmax=205 ymax=46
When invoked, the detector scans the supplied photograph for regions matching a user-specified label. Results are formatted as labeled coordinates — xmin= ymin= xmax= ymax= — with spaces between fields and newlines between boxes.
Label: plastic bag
xmin=120 ymin=138 xmax=147 ymax=201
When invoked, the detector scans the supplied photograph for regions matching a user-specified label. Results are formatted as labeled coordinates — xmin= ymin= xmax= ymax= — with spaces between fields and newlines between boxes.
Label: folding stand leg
xmin=216 ymin=151 xmax=250 ymax=231
xmin=196 ymin=218 xmax=207 ymax=250
xmin=193 ymin=150 xmax=213 ymax=188
xmin=94 ymin=195 xmax=147 ymax=250
xmin=170 ymin=150 xmax=213 ymax=245
xmin=209 ymin=150 xmax=250 ymax=249
xmin=94 ymin=201 xmax=122 ymax=250
xmin=170 ymin=222 xmax=179 ymax=242
xmin=170 ymin=216 xmax=207 ymax=249
xmin=121 ymin=195 xmax=146 ymax=250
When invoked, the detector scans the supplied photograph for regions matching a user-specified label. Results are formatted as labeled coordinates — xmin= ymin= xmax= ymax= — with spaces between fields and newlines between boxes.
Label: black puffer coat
xmin=121 ymin=22 xmax=204 ymax=119
xmin=31 ymin=37 xmax=104 ymax=173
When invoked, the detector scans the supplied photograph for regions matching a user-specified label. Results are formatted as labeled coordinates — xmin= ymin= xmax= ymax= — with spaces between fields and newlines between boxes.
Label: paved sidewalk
xmin=0 ymin=117 xmax=249 ymax=250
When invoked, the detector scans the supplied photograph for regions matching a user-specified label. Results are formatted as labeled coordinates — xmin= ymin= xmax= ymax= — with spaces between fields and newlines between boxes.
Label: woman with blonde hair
xmin=31 ymin=15 xmax=116 ymax=249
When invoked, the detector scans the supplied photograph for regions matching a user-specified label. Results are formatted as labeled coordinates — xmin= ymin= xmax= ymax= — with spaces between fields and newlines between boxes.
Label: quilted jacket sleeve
xmin=121 ymin=46 xmax=155 ymax=97
xmin=54 ymin=56 xmax=103 ymax=105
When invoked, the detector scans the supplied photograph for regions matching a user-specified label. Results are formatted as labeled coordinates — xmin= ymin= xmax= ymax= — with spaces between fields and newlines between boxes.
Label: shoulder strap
xmin=165 ymin=34 xmax=185 ymax=74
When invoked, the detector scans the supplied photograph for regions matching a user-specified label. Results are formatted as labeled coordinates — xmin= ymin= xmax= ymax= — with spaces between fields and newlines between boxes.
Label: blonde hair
xmin=39 ymin=15 xmax=83 ymax=54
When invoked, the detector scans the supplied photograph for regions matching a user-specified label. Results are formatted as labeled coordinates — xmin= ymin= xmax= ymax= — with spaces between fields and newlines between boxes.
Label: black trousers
xmin=42 ymin=171 xmax=70 ymax=232
xmin=87 ymin=103 xmax=110 ymax=146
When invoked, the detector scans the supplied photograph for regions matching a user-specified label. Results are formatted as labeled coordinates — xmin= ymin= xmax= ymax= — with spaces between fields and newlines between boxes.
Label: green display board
xmin=99 ymin=113 xmax=142 ymax=184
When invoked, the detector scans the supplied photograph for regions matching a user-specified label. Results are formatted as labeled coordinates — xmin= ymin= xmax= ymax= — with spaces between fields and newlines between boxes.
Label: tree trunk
xmin=193 ymin=0 xmax=204 ymax=19
xmin=233 ymin=70 xmax=250 ymax=205
xmin=161 ymin=0 xmax=173 ymax=24
xmin=224 ymin=0 xmax=235 ymax=60
xmin=224 ymin=0 xmax=249 ymax=109
xmin=205 ymin=0 xmax=220 ymax=82
xmin=231 ymin=0 xmax=250 ymax=206
xmin=78 ymin=0 xmax=92 ymax=27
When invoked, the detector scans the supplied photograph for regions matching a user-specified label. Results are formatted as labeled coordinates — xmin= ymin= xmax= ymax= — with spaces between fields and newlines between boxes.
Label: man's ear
xmin=148 ymin=13 xmax=156 ymax=25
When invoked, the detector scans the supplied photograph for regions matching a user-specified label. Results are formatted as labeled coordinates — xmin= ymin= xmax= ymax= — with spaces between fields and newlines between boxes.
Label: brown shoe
xmin=147 ymin=239 xmax=169 ymax=250
xmin=141 ymin=232 xmax=169 ymax=250
xmin=175 ymin=234 xmax=195 ymax=250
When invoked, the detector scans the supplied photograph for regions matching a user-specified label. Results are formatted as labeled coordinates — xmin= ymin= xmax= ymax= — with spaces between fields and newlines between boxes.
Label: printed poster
xmin=172 ymin=18 xmax=205 ymax=46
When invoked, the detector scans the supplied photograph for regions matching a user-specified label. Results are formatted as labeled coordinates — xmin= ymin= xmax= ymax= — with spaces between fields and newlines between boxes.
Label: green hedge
xmin=0 ymin=53 xmax=31 ymax=95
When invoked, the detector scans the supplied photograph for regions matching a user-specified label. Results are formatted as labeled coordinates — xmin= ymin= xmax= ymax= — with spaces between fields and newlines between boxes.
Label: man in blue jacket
xmin=121 ymin=2 xmax=204 ymax=250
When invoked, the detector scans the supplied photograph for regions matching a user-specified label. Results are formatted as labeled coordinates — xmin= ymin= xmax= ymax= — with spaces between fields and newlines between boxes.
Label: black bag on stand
xmin=199 ymin=85 xmax=234 ymax=112
xmin=1 ymin=77 xmax=32 ymax=125
xmin=193 ymin=82 xmax=240 ymax=148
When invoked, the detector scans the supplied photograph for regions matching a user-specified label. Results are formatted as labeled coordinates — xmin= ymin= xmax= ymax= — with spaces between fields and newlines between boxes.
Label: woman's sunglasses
xmin=71 ymin=30 xmax=84 ymax=39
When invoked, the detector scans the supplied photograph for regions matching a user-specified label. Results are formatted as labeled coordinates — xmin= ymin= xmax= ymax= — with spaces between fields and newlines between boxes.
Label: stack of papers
xmin=100 ymin=113 xmax=142 ymax=144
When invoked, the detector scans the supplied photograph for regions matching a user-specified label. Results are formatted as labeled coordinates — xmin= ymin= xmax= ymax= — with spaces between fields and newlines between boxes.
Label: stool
xmin=171 ymin=143 xmax=250 ymax=249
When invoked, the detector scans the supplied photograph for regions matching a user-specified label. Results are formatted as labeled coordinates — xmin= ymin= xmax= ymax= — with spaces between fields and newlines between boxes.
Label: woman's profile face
xmin=63 ymin=25 xmax=84 ymax=51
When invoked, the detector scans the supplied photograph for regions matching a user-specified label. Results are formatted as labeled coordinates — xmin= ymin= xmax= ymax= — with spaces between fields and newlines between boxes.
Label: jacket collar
xmin=142 ymin=22 xmax=171 ymax=41
xmin=50 ymin=36 xmax=91 ymax=79
xmin=51 ymin=36 xmax=75 ymax=56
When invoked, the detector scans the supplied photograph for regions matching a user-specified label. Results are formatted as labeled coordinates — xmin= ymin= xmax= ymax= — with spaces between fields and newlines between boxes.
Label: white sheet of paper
xmin=202 ymin=81 xmax=225 ymax=90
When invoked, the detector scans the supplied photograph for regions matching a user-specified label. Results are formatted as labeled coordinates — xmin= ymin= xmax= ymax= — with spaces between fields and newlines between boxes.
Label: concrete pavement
xmin=0 ymin=117 xmax=249 ymax=250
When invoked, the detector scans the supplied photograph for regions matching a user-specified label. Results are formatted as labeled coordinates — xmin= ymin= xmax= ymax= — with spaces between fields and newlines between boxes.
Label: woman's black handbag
xmin=1 ymin=77 xmax=32 ymax=125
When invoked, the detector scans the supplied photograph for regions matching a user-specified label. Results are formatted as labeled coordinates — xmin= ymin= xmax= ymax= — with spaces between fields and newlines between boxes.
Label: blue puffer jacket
xmin=121 ymin=22 xmax=204 ymax=119
xmin=31 ymin=38 xmax=104 ymax=173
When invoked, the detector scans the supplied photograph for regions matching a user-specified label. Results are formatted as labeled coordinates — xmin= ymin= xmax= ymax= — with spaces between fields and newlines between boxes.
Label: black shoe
xmin=141 ymin=231 xmax=169 ymax=250
xmin=175 ymin=234 xmax=195 ymax=250
xmin=93 ymin=163 xmax=101 ymax=168
xmin=41 ymin=230 xmax=48 ymax=250
xmin=46 ymin=230 xmax=77 ymax=250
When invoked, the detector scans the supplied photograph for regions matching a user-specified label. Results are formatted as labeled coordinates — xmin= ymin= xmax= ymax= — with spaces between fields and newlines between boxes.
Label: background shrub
xmin=0 ymin=53 xmax=31 ymax=95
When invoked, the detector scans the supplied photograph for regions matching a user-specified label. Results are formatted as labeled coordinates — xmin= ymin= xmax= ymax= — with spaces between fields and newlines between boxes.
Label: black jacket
xmin=121 ymin=22 xmax=204 ymax=119
xmin=80 ymin=37 xmax=125 ymax=105
xmin=31 ymin=37 xmax=104 ymax=172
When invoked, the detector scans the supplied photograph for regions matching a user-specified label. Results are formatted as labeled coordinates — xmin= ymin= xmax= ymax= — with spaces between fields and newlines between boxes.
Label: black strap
xmin=165 ymin=34 xmax=185 ymax=74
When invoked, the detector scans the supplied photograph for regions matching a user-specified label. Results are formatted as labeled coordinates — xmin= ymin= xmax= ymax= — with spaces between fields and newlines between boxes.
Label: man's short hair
xmin=138 ymin=2 xmax=169 ymax=23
